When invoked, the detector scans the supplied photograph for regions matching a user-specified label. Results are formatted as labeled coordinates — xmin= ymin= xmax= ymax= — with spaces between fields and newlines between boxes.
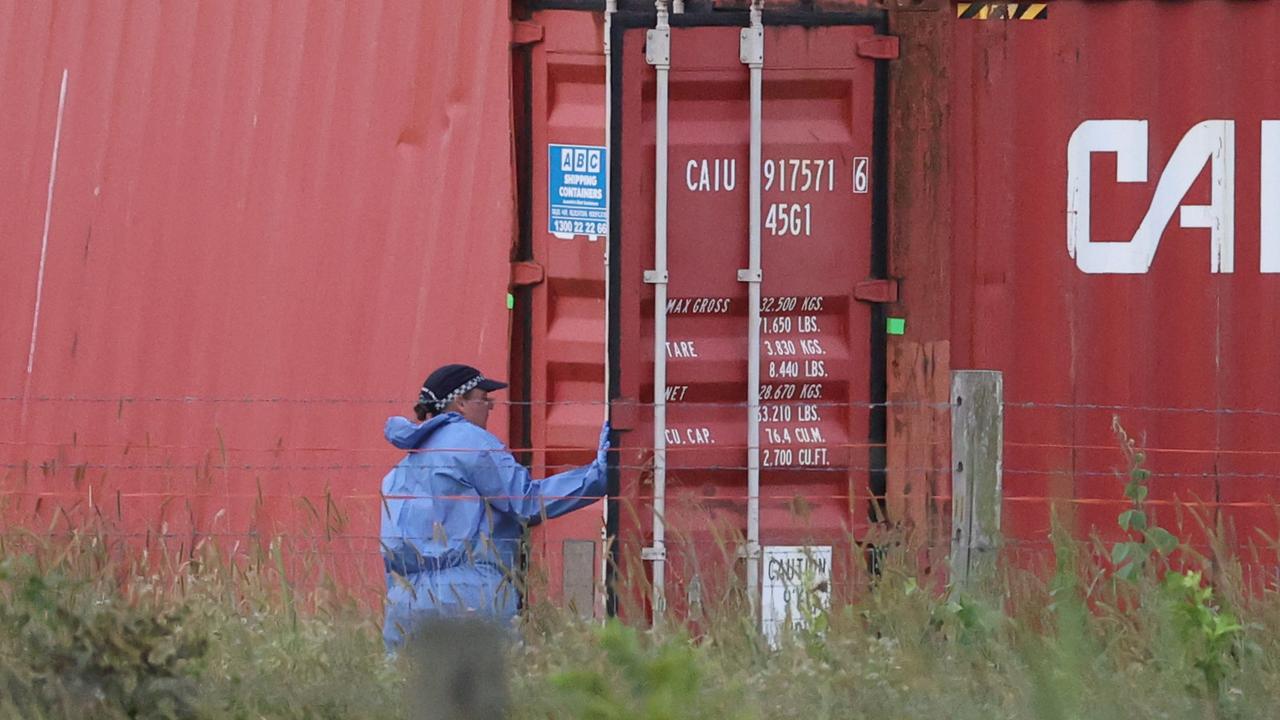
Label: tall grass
xmin=5 ymin=525 xmax=1275 ymax=719
xmin=0 ymin=530 xmax=399 ymax=720
xmin=513 ymin=527 xmax=1280 ymax=720
xmin=4 ymin=431 xmax=1280 ymax=718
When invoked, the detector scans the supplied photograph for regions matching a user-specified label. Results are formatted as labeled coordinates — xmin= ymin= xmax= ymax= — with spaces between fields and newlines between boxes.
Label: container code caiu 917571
xmin=685 ymin=156 xmax=869 ymax=239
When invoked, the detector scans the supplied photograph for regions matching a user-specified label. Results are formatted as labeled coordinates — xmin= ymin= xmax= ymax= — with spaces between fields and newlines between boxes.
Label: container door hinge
xmin=510 ymin=261 xmax=545 ymax=287
xmin=854 ymin=278 xmax=899 ymax=303
xmin=646 ymin=28 xmax=671 ymax=66
xmin=857 ymin=35 xmax=900 ymax=60
xmin=739 ymin=25 xmax=764 ymax=66
xmin=511 ymin=21 xmax=544 ymax=47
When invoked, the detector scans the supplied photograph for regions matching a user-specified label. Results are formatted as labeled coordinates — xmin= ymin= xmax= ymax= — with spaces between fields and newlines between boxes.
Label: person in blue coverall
xmin=380 ymin=363 xmax=609 ymax=649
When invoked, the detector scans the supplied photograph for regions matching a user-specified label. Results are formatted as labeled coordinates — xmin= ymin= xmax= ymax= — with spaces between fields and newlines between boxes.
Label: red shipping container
xmin=6 ymin=0 xmax=1280 ymax=617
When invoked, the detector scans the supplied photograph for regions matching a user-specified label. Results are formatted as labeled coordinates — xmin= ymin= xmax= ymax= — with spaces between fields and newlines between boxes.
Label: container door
xmin=613 ymin=23 xmax=885 ymax=623
xmin=511 ymin=10 xmax=608 ymax=618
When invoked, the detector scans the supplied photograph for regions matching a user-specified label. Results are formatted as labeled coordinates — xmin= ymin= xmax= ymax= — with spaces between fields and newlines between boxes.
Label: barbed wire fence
xmin=4 ymin=379 xmax=1280 ymax=597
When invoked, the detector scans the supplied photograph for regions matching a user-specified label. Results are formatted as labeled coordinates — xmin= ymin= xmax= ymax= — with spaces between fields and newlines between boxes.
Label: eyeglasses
xmin=463 ymin=393 xmax=494 ymax=407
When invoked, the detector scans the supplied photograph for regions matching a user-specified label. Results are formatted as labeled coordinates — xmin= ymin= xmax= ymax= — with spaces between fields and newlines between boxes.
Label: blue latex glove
xmin=596 ymin=421 xmax=611 ymax=466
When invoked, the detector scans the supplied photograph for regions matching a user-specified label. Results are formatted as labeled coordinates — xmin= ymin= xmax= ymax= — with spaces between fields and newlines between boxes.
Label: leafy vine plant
xmin=1110 ymin=417 xmax=1247 ymax=700
xmin=1109 ymin=416 xmax=1178 ymax=581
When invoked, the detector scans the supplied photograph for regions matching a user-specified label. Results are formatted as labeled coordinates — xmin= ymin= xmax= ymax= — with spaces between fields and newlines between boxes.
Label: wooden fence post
xmin=950 ymin=370 xmax=1003 ymax=591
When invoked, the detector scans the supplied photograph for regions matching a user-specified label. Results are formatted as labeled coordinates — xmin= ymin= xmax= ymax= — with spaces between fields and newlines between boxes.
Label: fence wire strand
xmin=6 ymin=395 xmax=1280 ymax=566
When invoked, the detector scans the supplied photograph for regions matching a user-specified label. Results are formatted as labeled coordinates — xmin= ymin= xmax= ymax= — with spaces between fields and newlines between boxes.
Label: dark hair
xmin=414 ymin=402 xmax=431 ymax=422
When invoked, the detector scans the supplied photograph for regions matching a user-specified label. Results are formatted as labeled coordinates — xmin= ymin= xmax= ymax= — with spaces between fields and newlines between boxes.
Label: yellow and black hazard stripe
xmin=957 ymin=2 xmax=1048 ymax=20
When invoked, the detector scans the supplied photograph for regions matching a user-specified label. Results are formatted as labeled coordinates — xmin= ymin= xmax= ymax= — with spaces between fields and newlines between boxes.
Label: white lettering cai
xmin=764 ymin=427 xmax=792 ymax=444
xmin=664 ymin=428 xmax=683 ymax=445
xmin=801 ymin=297 xmax=823 ymax=311
xmin=665 ymin=341 xmax=699 ymax=358
xmin=666 ymin=297 xmax=732 ymax=314
xmin=804 ymin=360 xmax=827 ymax=378
xmin=797 ymin=404 xmax=821 ymax=422
xmin=797 ymin=316 xmax=820 ymax=333
xmin=685 ymin=158 xmax=738 ymax=192
xmin=664 ymin=385 xmax=689 ymax=402
xmin=1067 ymin=119 xmax=1235 ymax=273
xmin=800 ymin=384 xmax=822 ymax=399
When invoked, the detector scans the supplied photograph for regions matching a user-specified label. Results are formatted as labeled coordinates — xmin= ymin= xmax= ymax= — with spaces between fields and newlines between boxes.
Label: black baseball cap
xmin=417 ymin=364 xmax=507 ymax=413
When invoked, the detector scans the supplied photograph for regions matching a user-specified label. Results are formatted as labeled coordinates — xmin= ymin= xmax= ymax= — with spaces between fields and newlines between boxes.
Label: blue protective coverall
xmin=380 ymin=413 xmax=607 ymax=649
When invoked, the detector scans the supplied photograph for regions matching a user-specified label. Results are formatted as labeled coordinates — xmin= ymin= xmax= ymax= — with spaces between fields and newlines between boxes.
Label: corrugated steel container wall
xmin=0 ymin=2 xmax=519 ymax=591
xmin=887 ymin=0 xmax=1280 ymax=571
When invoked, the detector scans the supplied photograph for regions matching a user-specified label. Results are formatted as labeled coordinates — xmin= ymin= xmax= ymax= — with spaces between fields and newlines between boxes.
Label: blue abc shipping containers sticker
xmin=548 ymin=144 xmax=608 ymax=239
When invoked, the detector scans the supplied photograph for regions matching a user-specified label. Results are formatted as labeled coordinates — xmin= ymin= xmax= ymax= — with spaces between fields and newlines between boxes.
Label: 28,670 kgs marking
xmin=759 ymin=383 xmax=823 ymax=400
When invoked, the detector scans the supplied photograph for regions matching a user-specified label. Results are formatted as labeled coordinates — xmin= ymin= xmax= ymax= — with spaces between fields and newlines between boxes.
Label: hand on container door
xmin=596 ymin=421 xmax=612 ymax=467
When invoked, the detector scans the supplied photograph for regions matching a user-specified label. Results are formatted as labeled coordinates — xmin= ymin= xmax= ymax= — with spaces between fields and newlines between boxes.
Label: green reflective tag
xmin=886 ymin=317 xmax=906 ymax=335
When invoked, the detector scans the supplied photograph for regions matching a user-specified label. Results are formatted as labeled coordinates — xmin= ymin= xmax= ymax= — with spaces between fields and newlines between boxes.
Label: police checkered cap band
xmin=418 ymin=374 xmax=486 ymax=412
xmin=416 ymin=364 xmax=507 ymax=414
